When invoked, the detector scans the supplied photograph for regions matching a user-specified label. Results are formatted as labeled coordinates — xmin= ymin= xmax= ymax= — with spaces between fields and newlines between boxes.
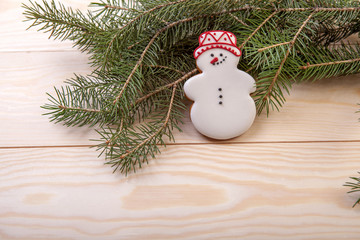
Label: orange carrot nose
xmin=210 ymin=57 xmax=218 ymax=64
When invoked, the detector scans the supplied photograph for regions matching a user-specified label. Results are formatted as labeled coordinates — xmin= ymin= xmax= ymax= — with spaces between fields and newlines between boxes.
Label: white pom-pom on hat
xmin=194 ymin=30 xmax=241 ymax=59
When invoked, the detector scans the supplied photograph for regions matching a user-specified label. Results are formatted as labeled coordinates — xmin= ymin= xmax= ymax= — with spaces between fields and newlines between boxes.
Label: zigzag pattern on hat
xmin=194 ymin=30 xmax=241 ymax=59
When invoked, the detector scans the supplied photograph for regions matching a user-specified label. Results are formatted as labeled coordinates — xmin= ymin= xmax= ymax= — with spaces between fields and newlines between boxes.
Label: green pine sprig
xmin=344 ymin=172 xmax=360 ymax=207
xmin=23 ymin=0 xmax=360 ymax=176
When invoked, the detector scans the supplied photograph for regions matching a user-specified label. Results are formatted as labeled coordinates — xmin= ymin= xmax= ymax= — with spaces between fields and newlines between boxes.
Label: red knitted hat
xmin=194 ymin=30 xmax=241 ymax=59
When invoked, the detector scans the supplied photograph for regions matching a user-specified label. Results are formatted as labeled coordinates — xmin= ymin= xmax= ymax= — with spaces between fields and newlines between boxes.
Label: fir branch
xmin=344 ymin=172 xmax=360 ymax=207
xmin=23 ymin=0 xmax=104 ymax=50
xmin=134 ymin=68 xmax=197 ymax=105
xmin=41 ymin=74 xmax=117 ymax=127
xmin=315 ymin=22 xmax=360 ymax=45
xmin=258 ymin=41 xmax=291 ymax=52
xmin=103 ymin=0 xmax=188 ymax=65
xmin=118 ymin=0 xmax=188 ymax=29
xmin=105 ymin=4 xmax=263 ymax=69
xmin=281 ymin=7 xmax=360 ymax=12
xmin=239 ymin=11 xmax=278 ymax=49
xmin=105 ymin=118 xmax=124 ymax=147
xmin=271 ymin=11 xmax=315 ymax=80
xmin=127 ymin=39 xmax=147 ymax=50
xmin=299 ymin=58 xmax=360 ymax=69
xmin=145 ymin=65 xmax=186 ymax=75
xmin=58 ymin=105 xmax=101 ymax=113
xmin=107 ymin=84 xmax=179 ymax=174
xmin=120 ymin=84 xmax=177 ymax=160
xmin=104 ymin=4 xmax=132 ymax=11
xmin=297 ymin=43 xmax=360 ymax=80
xmin=258 ymin=11 xmax=315 ymax=113
xmin=229 ymin=12 xmax=248 ymax=26
xmin=42 ymin=86 xmax=109 ymax=127
xmin=112 ymin=5 xmax=264 ymax=105
xmin=112 ymin=23 xmax=167 ymax=104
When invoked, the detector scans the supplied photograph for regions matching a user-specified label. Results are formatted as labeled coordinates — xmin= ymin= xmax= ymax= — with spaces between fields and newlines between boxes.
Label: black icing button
xmin=219 ymin=95 xmax=223 ymax=98
xmin=219 ymin=101 xmax=223 ymax=105
xmin=218 ymin=88 xmax=222 ymax=91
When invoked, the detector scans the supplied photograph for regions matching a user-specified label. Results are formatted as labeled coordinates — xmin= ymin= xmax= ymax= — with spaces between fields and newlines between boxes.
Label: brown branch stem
xmin=299 ymin=58 xmax=360 ymax=69
xmin=58 ymin=105 xmax=101 ymax=113
xmin=258 ymin=41 xmax=291 ymax=52
xmin=280 ymin=7 xmax=360 ymax=12
xmin=127 ymin=39 xmax=146 ymax=50
xmin=246 ymin=65 xmax=256 ymax=73
xmin=145 ymin=65 xmax=186 ymax=75
xmin=149 ymin=12 xmax=170 ymax=25
xmin=134 ymin=68 xmax=197 ymax=106
xmin=104 ymin=5 xmax=132 ymax=11
xmin=239 ymin=11 xmax=279 ymax=49
xmin=229 ymin=13 xmax=248 ymax=26
xmin=106 ymin=118 xmax=124 ymax=146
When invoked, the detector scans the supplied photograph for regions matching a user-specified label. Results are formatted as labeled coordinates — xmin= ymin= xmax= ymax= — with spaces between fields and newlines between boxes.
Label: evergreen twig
xmin=263 ymin=11 xmax=315 ymax=106
xmin=239 ymin=10 xmax=278 ymax=49
xmin=299 ymin=58 xmax=360 ymax=69
xmin=344 ymin=172 xmax=360 ymax=207
xmin=134 ymin=68 xmax=197 ymax=106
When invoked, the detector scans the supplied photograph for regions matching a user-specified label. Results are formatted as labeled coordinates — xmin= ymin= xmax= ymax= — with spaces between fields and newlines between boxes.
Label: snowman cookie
xmin=184 ymin=30 xmax=256 ymax=140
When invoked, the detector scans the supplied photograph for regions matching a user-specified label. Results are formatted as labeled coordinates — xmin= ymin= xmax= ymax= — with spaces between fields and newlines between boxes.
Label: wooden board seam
xmin=0 ymin=49 xmax=79 ymax=53
xmin=1 ymin=139 xmax=360 ymax=149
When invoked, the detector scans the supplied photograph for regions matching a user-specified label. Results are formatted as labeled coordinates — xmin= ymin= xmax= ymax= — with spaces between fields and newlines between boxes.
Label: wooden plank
xmin=0 ymin=142 xmax=359 ymax=239
xmin=0 ymin=0 xmax=89 ymax=52
xmin=1 ymin=51 xmax=360 ymax=147
xmin=0 ymin=52 xmax=360 ymax=147
xmin=0 ymin=51 xmax=98 ymax=147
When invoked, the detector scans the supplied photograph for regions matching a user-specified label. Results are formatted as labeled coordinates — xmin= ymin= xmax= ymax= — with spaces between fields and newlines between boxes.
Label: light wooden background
xmin=1 ymin=1 xmax=360 ymax=239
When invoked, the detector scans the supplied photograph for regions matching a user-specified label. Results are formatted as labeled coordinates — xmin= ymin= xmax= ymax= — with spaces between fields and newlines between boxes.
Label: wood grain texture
xmin=0 ymin=52 xmax=97 ymax=147
xmin=1 ymin=51 xmax=360 ymax=146
xmin=0 ymin=144 xmax=360 ymax=240
xmin=1 ymin=0 xmax=360 ymax=239
xmin=0 ymin=0 xmax=89 ymax=52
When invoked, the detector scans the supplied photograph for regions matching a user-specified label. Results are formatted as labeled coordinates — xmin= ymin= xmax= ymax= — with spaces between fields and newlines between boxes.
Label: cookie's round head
xmin=194 ymin=31 xmax=241 ymax=71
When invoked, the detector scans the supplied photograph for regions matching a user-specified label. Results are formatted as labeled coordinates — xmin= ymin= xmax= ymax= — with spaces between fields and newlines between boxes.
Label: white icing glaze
xmin=184 ymin=48 xmax=256 ymax=140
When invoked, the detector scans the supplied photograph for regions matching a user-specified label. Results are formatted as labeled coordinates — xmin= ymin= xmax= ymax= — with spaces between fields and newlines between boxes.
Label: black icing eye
xmin=220 ymin=53 xmax=223 ymax=57
xmin=210 ymin=54 xmax=214 ymax=57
